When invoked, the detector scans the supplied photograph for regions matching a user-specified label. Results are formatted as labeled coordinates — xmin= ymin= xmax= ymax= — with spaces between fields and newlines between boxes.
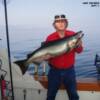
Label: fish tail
xmin=14 ymin=59 xmax=28 ymax=75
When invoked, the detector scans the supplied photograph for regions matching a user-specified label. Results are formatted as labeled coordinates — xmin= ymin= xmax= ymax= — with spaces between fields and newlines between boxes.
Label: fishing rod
xmin=3 ymin=0 xmax=15 ymax=99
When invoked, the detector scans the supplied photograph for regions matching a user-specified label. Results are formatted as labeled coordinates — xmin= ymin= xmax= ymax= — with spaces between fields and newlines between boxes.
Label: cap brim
xmin=54 ymin=18 xmax=67 ymax=22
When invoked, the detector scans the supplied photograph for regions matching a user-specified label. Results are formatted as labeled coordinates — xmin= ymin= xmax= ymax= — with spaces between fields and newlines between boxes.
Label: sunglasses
xmin=55 ymin=15 xmax=66 ymax=19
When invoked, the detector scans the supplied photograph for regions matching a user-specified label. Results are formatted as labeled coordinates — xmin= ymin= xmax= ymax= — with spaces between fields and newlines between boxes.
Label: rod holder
xmin=42 ymin=62 xmax=46 ymax=76
xmin=34 ymin=64 xmax=38 ymax=75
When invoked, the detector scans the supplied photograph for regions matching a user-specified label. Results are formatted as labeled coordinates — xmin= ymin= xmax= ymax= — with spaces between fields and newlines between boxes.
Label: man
xmin=45 ymin=14 xmax=83 ymax=100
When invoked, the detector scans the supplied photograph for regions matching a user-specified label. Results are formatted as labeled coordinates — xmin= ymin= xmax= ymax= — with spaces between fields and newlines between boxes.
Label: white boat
xmin=0 ymin=48 xmax=100 ymax=100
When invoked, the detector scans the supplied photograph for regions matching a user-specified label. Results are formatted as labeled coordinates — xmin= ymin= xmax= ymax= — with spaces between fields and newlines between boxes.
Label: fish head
xmin=74 ymin=31 xmax=84 ymax=39
xmin=67 ymin=31 xmax=84 ymax=49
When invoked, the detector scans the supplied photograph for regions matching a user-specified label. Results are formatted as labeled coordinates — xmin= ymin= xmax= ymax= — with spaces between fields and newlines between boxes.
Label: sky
xmin=0 ymin=0 xmax=99 ymax=27
xmin=0 ymin=0 xmax=100 ymax=44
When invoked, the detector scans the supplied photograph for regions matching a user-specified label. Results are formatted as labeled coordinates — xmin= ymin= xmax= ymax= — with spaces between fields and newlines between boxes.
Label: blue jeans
xmin=46 ymin=65 xmax=79 ymax=100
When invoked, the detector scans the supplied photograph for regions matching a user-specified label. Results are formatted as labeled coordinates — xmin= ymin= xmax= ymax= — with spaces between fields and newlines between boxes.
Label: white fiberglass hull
xmin=0 ymin=48 xmax=100 ymax=100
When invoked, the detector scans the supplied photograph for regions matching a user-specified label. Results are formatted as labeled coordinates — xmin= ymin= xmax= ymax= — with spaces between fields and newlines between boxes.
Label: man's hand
xmin=76 ymin=40 xmax=82 ymax=47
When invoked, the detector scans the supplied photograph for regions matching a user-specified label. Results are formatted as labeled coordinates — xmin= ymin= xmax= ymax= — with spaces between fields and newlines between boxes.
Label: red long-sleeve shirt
xmin=46 ymin=30 xmax=83 ymax=69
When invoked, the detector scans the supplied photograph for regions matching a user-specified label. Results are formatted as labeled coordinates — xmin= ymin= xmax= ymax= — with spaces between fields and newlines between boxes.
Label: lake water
xmin=0 ymin=28 xmax=100 ymax=78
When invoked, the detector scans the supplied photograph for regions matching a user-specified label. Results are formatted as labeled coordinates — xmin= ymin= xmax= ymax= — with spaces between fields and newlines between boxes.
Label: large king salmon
xmin=14 ymin=31 xmax=84 ymax=74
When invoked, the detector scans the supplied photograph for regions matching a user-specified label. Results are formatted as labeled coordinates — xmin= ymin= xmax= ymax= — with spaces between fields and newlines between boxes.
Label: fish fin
xmin=41 ymin=41 xmax=46 ymax=46
xmin=27 ymin=50 xmax=38 ymax=58
xmin=33 ymin=61 xmax=41 ymax=66
xmin=14 ymin=59 xmax=28 ymax=75
xmin=27 ymin=52 xmax=33 ymax=58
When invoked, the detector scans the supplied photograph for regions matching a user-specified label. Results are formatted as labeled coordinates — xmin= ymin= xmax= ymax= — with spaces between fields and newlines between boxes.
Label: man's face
xmin=54 ymin=20 xmax=67 ymax=31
